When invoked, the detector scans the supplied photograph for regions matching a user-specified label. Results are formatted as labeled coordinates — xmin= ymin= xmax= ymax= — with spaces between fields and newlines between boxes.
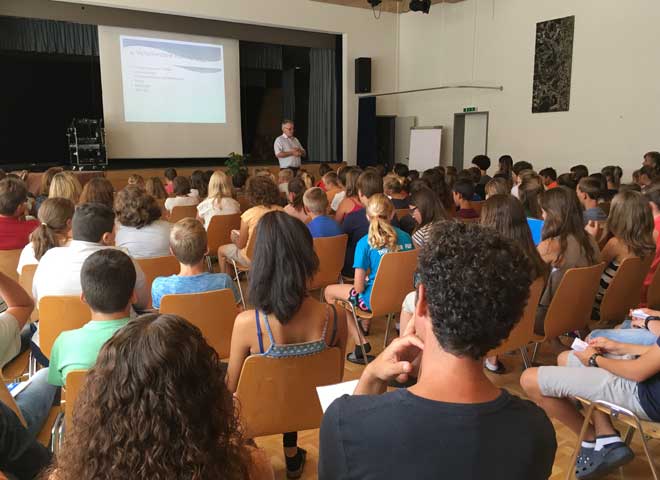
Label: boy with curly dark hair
xmin=319 ymin=221 xmax=557 ymax=480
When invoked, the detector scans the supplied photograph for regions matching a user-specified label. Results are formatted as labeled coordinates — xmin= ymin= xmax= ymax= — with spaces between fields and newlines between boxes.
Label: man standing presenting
xmin=274 ymin=119 xmax=305 ymax=174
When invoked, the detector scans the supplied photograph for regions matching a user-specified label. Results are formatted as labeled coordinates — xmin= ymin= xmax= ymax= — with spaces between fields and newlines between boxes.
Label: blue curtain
xmin=308 ymin=48 xmax=337 ymax=163
xmin=0 ymin=17 xmax=98 ymax=56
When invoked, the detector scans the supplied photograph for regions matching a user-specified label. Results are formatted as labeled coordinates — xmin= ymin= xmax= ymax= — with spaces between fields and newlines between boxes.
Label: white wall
xmin=57 ymin=0 xmax=400 ymax=165
xmin=397 ymin=0 xmax=660 ymax=179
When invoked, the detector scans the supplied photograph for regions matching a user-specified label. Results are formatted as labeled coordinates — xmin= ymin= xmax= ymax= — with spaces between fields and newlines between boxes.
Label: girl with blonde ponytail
xmin=17 ymin=197 xmax=75 ymax=274
xmin=324 ymin=193 xmax=414 ymax=363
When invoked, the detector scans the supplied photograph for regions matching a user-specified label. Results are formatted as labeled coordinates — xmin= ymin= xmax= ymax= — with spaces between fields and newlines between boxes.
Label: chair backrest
xmin=235 ymin=347 xmax=342 ymax=438
xmin=309 ymin=235 xmax=348 ymax=291
xmin=0 ymin=381 xmax=27 ymax=427
xmin=244 ymin=226 xmax=258 ymax=261
xmin=0 ymin=249 xmax=21 ymax=282
xmin=369 ymin=249 xmax=418 ymax=316
xmin=542 ymin=263 xmax=604 ymax=339
xmin=135 ymin=255 xmax=180 ymax=308
xmin=169 ymin=205 xmax=198 ymax=223
xmin=206 ymin=213 xmax=241 ymax=254
xmin=489 ymin=276 xmax=546 ymax=356
xmin=647 ymin=264 xmax=660 ymax=310
xmin=19 ymin=264 xmax=38 ymax=321
xmin=470 ymin=201 xmax=485 ymax=215
xmin=395 ymin=209 xmax=409 ymax=220
xmin=237 ymin=195 xmax=251 ymax=213
xmin=64 ymin=369 xmax=88 ymax=430
xmin=160 ymin=289 xmax=238 ymax=358
xmin=598 ymin=256 xmax=653 ymax=327
xmin=38 ymin=296 xmax=91 ymax=358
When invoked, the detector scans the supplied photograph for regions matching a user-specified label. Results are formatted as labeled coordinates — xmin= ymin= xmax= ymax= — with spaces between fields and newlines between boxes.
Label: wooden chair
xmin=19 ymin=264 xmax=38 ymax=321
xmin=536 ymin=264 xmax=605 ymax=343
xmin=234 ymin=347 xmax=342 ymax=439
xmin=38 ymin=296 xmax=91 ymax=358
xmin=487 ymin=276 xmax=545 ymax=369
xmin=395 ymin=209 xmax=409 ymax=220
xmin=469 ymin=201 xmax=485 ymax=215
xmin=309 ymin=235 xmax=348 ymax=294
xmin=336 ymin=249 xmax=418 ymax=363
xmin=206 ymin=214 xmax=241 ymax=271
xmin=169 ymin=205 xmax=198 ymax=223
xmin=237 ymin=195 xmax=251 ymax=213
xmin=1 ymin=350 xmax=30 ymax=382
xmin=590 ymin=256 xmax=653 ymax=329
xmin=135 ymin=255 xmax=180 ymax=309
xmin=647 ymin=264 xmax=660 ymax=310
xmin=0 ymin=249 xmax=21 ymax=281
xmin=51 ymin=369 xmax=88 ymax=453
xmin=567 ymin=398 xmax=660 ymax=480
xmin=160 ymin=289 xmax=238 ymax=359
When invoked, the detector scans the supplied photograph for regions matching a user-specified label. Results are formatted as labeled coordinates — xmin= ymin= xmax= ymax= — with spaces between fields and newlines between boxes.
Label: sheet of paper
xmin=316 ymin=380 xmax=359 ymax=413
xmin=9 ymin=378 xmax=33 ymax=398
xmin=631 ymin=309 xmax=650 ymax=320
xmin=571 ymin=338 xmax=589 ymax=352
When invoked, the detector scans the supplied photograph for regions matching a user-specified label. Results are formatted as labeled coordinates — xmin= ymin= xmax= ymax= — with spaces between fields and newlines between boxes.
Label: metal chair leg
xmin=628 ymin=416 xmax=660 ymax=480
xmin=50 ymin=412 xmax=64 ymax=454
xmin=231 ymin=260 xmax=246 ymax=308
xmin=383 ymin=313 xmax=392 ymax=349
xmin=519 ymin=346 xmax=532 ymax=369
xmin=531 ymin=342 xmax=540 ymax=364
xmin=565 ymin=403 xmax=597 ymax=480
xmin=341 ymin=300 xmax=370 ymax=366
xmin=205 ymin=255 xmax=213 ymax=273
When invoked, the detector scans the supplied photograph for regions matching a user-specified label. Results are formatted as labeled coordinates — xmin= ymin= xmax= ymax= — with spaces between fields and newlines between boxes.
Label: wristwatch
xmin=644 ymin=316 xmax=660 ymax=330
xmin=588 ymin=353 xmax=602 ymax=367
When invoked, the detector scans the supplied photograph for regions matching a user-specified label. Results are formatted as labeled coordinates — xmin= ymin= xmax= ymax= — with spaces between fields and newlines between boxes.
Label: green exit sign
xmin=463 ymin=106 xmax=478 ymax=113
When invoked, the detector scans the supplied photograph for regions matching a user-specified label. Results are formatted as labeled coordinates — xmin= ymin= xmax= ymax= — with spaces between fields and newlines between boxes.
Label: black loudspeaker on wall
xmin=355 ymin=57 xmax=372 ymax=94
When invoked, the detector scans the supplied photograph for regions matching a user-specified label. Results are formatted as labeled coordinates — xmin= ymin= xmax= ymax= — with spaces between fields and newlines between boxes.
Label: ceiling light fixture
xmin=409 ymin=0 xmax=431 ymax=14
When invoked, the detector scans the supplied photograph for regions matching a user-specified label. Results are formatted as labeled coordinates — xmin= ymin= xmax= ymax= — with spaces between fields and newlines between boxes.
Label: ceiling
xmin=311 ymin=0 xmax=463 ymax=14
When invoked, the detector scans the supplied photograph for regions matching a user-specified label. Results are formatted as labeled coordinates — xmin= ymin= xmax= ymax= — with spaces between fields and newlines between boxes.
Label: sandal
xmin=484 ymin=359 xmax=506 ymax=375
xmin=286 ymin=448 xmax=307 ymax=479
xmin=575 ymin=442 xmax=634 ymax=479
xmin=346 ymin=343 xmax=374 ymax=364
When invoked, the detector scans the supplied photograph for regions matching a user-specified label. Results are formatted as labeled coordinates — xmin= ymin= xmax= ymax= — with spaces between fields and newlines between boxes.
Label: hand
xmin=630 ymin=317 xmax=646 ymax=329
xmin=573 ymin=345 xmax=599 ymax=366
xmin=588 ymin=336 xmax=625 ymax=355
xmin=364 ymin=335 xmax=424 ymax=385
xmin=585 ymin=220 xmax=599 ymax=238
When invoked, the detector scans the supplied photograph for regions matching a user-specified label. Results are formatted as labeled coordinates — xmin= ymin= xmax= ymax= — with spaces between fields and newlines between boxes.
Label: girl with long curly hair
xmin=52 ymin=313 xmax=272 ymax=480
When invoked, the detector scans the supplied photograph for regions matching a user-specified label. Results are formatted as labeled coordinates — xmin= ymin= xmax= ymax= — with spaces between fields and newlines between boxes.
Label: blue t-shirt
xmin=527 ymin=218 xmax=544 ymax=246
xmin=637 ymin=336 xmax=660 ymax=421
xmin=353 ymin=227 xmax=414 ymax=310
xmin=308 ymin=215 xmax=343 ymax=238
xmin=151 ymin=272 xmax=240 ymax=309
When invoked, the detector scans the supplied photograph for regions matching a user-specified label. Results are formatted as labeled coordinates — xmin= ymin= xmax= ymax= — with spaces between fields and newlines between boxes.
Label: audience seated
xmin=452 ymin=178 xmax=479 ymax=219
xmin=0 ymin=270 xmax=34 ymax=369
xmin=127 ymin=173 xmax=145 ymax=187
xmin=48 ymin=172 xmax=82 ymax=204
xmin=114 ymin=186 xmax=171 ymax=258
xmin=496 ymin=154 xmax=513 ymax=179
xmin=589 ymin=190 xmax=655 ymax=323
xmin=577 ymin=177 xmax=608 ymax=224
xmin=218 ymin=176 xmax=282 ymax=274
xmin=0 ymin=177 xmax=40 ymax=251
xmin=510 ymin=160 xmax=533 ymax=198
xmin=196 ymin=170 xmax=241 ymax=228
xmin=319 ymin=221 xmax=556 ymax=480
xmin=303 ymin=187 xmax=342 ymax=238
xmin=557 ymin=172 xmax=577 ymax=189
xmin=420 ymin=168 xmax=453 ymax=211
xmin=521 ymin=332 xmax=660 ymax=478
xmin=227 ymin=211 xmax=347 ymax=479
xmin=325 ymin=194 xmax=413 ymax=364
xmin=539 ymin=167 xmax=558 ymax=190
xmin=78 ymin=177 xmax=115 ymax=209
xmin=17 ymin=197 xmax=74 ymax=274
xmin=34 ymin=166 xmax=63 ymax=213
xmin=642 ymin=184 xmax=660 ymax=305
xmin=151 ymin=218 xmax=239 ymax=309
xmin=164 ymin=176 xmax=198 ymax=213
xmin=278 ymin=168 xmax=294 ymax=195
xmin=409 ymin=186 xmax=447 ymax=248
xmin=145 ymin=176 xmax=168 ymax=199
xmin=383 ymin=174 xmax=409 ymax=209
xmin=601 ymin=165 xmax=622 ymax=200
xmin=163 ymin=167 xmax=177 ymax=195
xmin=329 ymin=166 xmax=348 ymax=212
xmin=589 ymin=307 xmax=659 ymax=347
xmin=571 ymin=164 xmax=590 ymax=183
xmin=472 ymin=154 xmax=492 ymax=199
xmin=480 ymin=194 xmax=549 ymax=374
xmin=32 ymin=203 xmax=149 ymax=311
xmin=283 ymin=177 xmax=309 ymax=223
xmin=52 ymin=313 xmax=272 ymax=480
xmin=485 ymin=176 xmax=510 ymax=198
xmin=322 ymin=171 xmax=341 ymax=207
xmin=643 ymin=151 xmax=660 ymax=173
xmin=518 ymin=171 xmax=544 ymax=219
xmin=0 ymin=401 xmax=51 ymax=479
xmin=47 ymin=249 xmax=136 ymax=387
xmin=316 ymin=163 xmax=332 ymax=190
xmin=334 ymin=167 xmax=362 ymax=223
xmin=535 ymin=187 xmax=601 ymax=335
xmin=190 ymin=170 xmax=207 ymax=200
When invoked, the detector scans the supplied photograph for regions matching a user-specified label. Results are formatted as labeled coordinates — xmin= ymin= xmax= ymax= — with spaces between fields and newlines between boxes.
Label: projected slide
xmin=120 ymin=36 xmax=226 ymax=123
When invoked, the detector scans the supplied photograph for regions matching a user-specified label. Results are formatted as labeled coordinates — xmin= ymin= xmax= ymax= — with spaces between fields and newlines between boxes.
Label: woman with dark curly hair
xmin=114 ymin=185 xmax=171 ymax=258
xmin=78 ymin=177 xmax=115 ymax=209
xmin=218 ymin=176 xmax=282 ymax=273
xmin=51 ymin=313 xmax=273 ymax=480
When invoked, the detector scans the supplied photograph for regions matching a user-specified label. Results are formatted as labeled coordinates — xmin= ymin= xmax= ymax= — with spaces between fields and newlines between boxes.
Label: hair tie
xmin=41 ymin=222 xmax=49 ymax=228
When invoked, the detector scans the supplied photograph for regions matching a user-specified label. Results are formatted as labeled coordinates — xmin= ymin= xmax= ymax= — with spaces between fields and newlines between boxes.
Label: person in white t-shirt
xmin=0 ymin=270 xmax=34 ymax=368
xmin=196 ymin=171 xmax=241 ymax=229
xmin=274 ymin=120 xmax=306 ymax=171
xmin=164 ymin=176 xmax=199 ymax=213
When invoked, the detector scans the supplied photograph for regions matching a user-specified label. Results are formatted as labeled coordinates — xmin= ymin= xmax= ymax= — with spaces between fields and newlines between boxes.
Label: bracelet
xmin=645 ymin=316 xmax=660 ymax=330
xmin=588 ymin=353 xmax=602 ymax=367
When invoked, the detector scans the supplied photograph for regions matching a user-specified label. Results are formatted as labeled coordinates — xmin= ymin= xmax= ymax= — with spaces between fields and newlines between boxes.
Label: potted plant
xmin=225 ymin=152 xmax=248 ymax=177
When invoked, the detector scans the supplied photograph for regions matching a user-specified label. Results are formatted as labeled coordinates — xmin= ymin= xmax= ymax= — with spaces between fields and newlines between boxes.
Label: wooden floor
xmin=254 ymin=314 xmax=660 ymax=480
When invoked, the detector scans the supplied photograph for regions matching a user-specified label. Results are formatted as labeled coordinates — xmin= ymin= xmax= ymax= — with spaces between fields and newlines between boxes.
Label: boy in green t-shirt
xmin=47 ymin=249 xmax=137 ymax=386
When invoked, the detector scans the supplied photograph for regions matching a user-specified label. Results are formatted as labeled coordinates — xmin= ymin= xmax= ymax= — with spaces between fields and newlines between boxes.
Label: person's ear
xmin=80 ymin=292 xmax=88 ymax=306
xmin=414 ymin=284 xmax=431 ymax=339
xmin=169 ymin=246 xmax=175 ymax=256
xmin=101 ymin=231 xmax=114 ymax=246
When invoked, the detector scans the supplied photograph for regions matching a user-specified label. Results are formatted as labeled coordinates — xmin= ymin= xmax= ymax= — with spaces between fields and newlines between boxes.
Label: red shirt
xmin=642 ymin=216 xmax=660 ymax=305
xmin=546 ymin=181 xmax=559 ymax=190
xmin=165 ymin=183 xmax=174 ymax=195
xmin=0 ymin=216 xmax=40 ymax=250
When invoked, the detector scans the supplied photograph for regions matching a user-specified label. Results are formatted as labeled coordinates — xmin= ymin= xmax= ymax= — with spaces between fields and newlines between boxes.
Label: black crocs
xmin=575 ymin=442 xmax=634 ymax=479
